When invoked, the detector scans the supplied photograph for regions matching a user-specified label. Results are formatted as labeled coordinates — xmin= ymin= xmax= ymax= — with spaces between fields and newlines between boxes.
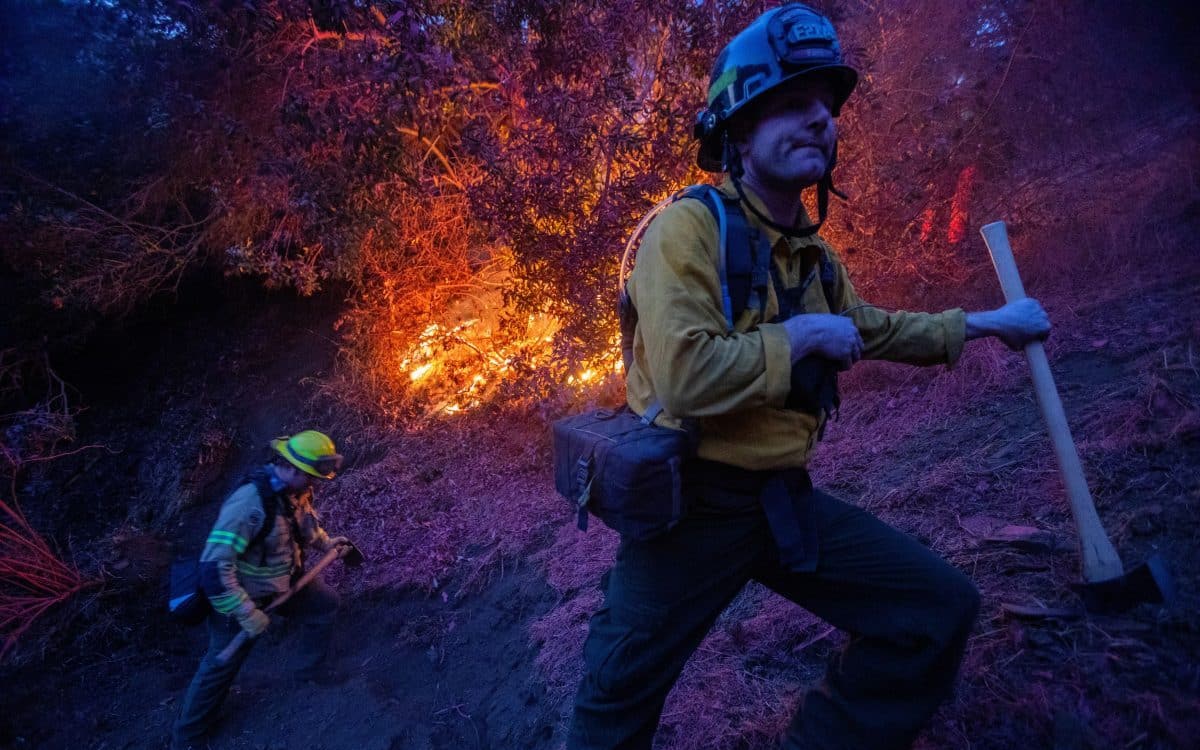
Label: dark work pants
xmin=568 ymin=482 xmax=980 ymax=750
xmin=171 ymin=575 xmax=339 ymax=748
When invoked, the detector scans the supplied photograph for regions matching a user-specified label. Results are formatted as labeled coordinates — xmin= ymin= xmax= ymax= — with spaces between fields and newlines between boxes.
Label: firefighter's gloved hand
xmin=236 ymin=607 xmax=270 ymax=637
xmin=783 ymin=313 xmax=863 ymax=367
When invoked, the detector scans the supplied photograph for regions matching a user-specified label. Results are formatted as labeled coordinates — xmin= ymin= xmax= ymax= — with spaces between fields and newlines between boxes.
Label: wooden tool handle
xmin=980 ymin=221 xmax=1124 ymax=582
xmin=216 ymin=626 xmax=252 ymax=665
xmin=215 ymin=545 xmax=347 ymax=664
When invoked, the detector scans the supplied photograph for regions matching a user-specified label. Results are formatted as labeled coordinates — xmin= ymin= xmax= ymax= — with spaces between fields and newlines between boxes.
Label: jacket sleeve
xmin=198 ymin=489 xmax=264 ymax=615
xmin=832 ymin=253 xmax=966 ymax=367
xmin=629 ymin=201 xmax=793 ymax=418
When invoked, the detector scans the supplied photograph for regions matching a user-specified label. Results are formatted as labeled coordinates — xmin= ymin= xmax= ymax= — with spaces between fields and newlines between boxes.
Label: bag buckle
xmin=574 ymin=457 xmax=594 ymax=531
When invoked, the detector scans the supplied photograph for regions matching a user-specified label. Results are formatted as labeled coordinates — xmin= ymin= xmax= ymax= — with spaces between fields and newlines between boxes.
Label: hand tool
xmin=981 ymin=221 xmax=1174 ymax=612
xmin=216 ymin=540 xmax=364 ymax=664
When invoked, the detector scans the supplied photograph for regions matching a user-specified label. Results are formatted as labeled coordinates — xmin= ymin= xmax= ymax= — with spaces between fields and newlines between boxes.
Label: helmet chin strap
xmin=726 ymin=138 xmax=846 ymax=239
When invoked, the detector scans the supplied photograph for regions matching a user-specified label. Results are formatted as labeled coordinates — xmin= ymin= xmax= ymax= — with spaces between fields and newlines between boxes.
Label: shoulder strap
xmin=617 ymin=184 xmax=771 ymax=400
xmin=670 ymin=186 xmax=730 ymax=328
xmin=684 ymin=187 xmax=841 ymax=325
xmin=242 ymin=470 xmax=281 ymax=553
xmin=680 ymin=186 xmax=770 ymax=331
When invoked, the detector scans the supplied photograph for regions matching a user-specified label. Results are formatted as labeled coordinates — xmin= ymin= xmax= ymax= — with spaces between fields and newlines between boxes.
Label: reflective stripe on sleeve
xmin=235 ymin=560 xmax=293 ymax=578
xmin=208 ymin=590 xmax=247 ymax=614
xmin=206 ymin=530 xmax=249 ymax=554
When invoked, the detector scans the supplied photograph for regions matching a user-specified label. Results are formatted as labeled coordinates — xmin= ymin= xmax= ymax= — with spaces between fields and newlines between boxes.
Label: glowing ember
xmin=409 ymin=363 xmax=433 ymax=382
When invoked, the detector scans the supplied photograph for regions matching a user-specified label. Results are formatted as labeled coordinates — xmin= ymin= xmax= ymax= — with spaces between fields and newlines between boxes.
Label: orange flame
xmin=947 ymin=165 xmax=977 ymax=244
xmin=399 ymin=314 xmax=622 ymax=416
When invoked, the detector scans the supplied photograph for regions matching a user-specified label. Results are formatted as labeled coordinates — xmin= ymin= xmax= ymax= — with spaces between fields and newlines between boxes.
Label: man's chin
xmin=765 ymin=169 xmax=824 ymax=192
xmin=776 ymin=157 xmax=827 ymax=185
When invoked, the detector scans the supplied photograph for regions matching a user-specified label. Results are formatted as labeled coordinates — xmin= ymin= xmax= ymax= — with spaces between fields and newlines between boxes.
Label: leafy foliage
xmin=3 ymin=0 xmax=1194 ymax=420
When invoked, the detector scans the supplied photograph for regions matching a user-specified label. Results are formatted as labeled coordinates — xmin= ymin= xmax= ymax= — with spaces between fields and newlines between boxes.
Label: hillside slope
xmin=4 ymin=236 xmax=1198 ymax=750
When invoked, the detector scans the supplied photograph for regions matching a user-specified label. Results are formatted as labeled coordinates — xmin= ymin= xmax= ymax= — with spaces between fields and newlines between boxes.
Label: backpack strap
xmin=678 ymin=185 xmax=771 ymax=331
xmin=618 ymin=185 xmax=842 ymax=435
xmin=242 ymin=468 xmax=282 ymax=559
xmin=623 ymin=184 xmax=840 ymax=348
xmin=674 ymin=185 xmax=733 ymax=330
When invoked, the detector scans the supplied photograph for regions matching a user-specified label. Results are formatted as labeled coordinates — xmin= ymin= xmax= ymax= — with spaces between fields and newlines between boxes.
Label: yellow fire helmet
xmin=271 ymin=430 xmax=344 ymax=479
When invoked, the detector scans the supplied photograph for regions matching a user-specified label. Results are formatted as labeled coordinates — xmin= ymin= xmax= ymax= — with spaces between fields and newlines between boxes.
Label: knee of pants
xmin=894 ymin=562 xmax=980 ymax=648
xmin=940 ymin=569 xmax=980 ymax=639
xmin=582 ymin=603 xmax=671 ymax=698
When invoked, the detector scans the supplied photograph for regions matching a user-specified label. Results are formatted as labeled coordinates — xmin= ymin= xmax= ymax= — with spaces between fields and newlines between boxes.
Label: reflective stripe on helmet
xmin=707 ymin=67 xmax=739 ymax=106
xmin=285 ymin=440 xmax=342 ymax=477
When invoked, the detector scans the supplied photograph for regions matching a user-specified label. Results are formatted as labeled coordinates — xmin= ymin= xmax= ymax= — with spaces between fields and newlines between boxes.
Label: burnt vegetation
xmin=0 ymin=1 xmax=1198 ymax=748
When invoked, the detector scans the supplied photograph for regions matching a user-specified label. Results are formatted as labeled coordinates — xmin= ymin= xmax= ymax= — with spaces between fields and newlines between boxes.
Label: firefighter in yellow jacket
xmin=172 ymin=430 xmax=348 ymax=750
xmin=569 ymin=4 xmax=1051 ymax=749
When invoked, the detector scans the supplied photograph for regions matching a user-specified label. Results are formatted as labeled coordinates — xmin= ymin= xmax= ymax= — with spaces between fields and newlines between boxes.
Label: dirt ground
xmin=0 ymin=281 xmax=568 ymax=750
xmin=2 ymin=248 xmax=1199 ymax=749
xmin=3 ymin=569 xmax=559 ymax=750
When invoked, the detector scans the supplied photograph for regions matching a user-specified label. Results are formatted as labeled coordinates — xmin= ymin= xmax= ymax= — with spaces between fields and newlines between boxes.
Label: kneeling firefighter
xmin=172 ymin=430 xmax=357 ymax=750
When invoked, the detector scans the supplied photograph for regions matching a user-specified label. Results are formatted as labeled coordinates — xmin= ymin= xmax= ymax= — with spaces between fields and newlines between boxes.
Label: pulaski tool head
xmin=1073 ymin=553 xmax=1175 ymax=613
xmin=338 ymin=540 xmax=366 ymax=568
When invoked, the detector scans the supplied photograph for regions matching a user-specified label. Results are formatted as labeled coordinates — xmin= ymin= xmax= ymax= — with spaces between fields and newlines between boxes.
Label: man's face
xmin=734 ymin=76 xmax=837 ymax=191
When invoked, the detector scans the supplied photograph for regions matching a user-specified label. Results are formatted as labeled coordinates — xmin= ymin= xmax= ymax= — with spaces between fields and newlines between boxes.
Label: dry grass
xmin=0 ymin=485 xmax=99 ymax=660
xmin=314 ymin=410 xmax=563 ymax=598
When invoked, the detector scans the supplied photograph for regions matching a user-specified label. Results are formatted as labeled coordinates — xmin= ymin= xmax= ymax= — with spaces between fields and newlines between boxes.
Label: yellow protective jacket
xmin=199 ymin=470 xmax=333 ymax=616
xmin=625 ymin=179 xmax=966 ymax=471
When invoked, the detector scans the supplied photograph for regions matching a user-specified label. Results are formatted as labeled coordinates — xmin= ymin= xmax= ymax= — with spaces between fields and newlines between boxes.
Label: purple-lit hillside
xmin=1 ymin=1 xmax=1197 ymax=748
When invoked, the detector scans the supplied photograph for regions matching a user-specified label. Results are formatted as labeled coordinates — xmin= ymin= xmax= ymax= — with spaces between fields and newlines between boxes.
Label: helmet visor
xmin=311 ymin=454 xmax=344 ymax=479
xmin=278 ymin=437 xmax=344 ymax=479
